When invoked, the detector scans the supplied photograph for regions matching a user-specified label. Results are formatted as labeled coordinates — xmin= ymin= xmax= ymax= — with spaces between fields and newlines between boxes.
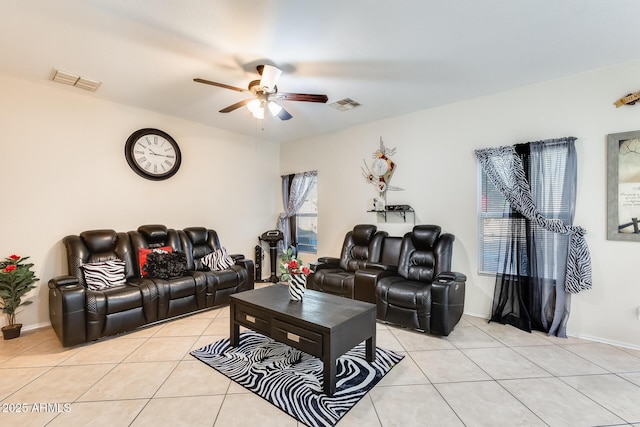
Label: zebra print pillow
xmin=201 ymin=247 xmax=234 ymax=271
xmin=81 ymin=259 xmax=126 ymax=291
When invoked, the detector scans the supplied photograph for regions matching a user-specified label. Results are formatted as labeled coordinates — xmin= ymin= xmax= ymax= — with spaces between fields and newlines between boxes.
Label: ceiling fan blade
xmin=257 ymin=65 xmax=282 ymax=92
xmin=219 ymin=99 xmax=251 ymax=113
xmin=193 ymin=78 xmax=248 ymax=93
xmin=277 ymin=107 xmax=293 ymax=121
xmin=273 ymin=92 xmax=329 ymax=103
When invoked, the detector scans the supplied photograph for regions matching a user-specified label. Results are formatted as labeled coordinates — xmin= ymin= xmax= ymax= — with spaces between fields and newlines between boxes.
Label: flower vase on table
xmin=280 ymin=248 xmax=310 ymax=302
xmin=288 ymin=274 xmax=306 ymax=301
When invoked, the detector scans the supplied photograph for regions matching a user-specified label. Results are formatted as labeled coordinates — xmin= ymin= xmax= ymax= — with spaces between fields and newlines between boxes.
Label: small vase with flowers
xmin=279 ymin=248 xmax=310 ymax=302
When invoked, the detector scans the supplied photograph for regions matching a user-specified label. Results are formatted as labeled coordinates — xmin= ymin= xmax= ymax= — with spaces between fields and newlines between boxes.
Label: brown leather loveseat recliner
xmin=308 ymin=224 xmax=466 ymax=336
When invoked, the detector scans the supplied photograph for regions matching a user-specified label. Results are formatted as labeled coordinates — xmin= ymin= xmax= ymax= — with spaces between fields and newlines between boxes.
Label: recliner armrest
xmin=363 ymin=262 xmax=398 ymax=272
xmin=311 ymin=257 xmax=340 ymax=272
xmin=430 ymin=271 xmax=466 ymax=336
xmin=48 ymin=276 xmax=87 ymax=347
xmin=435 ymin=272 xmax=467 ymax=283
xmin=48 ymin=275 xmax=80 ymax=289
xmin=234 ymin=257 xmax=255 ymax=289
xmin=318 ymin=256 xmax=340 ymax=265
xmin=230 ymin=254 xmax=245 ymax=261
xmin=353 ymin=268 xmax=398 ymax=303
xmin=431 ymin=271 xmax=466 ymax=306
xmin=234 ymin=257 xmax=254 ymax=271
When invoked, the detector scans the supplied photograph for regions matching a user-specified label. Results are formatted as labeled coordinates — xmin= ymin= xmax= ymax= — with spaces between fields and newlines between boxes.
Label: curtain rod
xmin=515 ymin=136 xmax=577 ymax=149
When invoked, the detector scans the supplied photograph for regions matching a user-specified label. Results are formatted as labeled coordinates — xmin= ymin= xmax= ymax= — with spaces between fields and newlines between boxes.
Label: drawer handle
xmin=286 ymin=332 xmax=300 ymax=343
xmin=245 ymin=315 xmax=256 ymax=323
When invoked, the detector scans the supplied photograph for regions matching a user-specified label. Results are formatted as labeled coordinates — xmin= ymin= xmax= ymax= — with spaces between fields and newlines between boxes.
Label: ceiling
xmin=2 ymin=0 xmax=640 ymax=143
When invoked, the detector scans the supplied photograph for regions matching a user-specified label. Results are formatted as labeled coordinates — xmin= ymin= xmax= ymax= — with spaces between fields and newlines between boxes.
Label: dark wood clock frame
xmin=124 ymin=128 xmax=182 ymax=181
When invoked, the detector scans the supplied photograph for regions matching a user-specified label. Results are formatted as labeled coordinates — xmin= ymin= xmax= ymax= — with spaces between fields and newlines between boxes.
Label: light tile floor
xmin=1 ymin=294 xmax=639 ymax=426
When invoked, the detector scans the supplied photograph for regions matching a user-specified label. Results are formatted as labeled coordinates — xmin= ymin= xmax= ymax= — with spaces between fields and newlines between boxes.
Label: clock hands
xmin=151 ymin=152 xmax=174 ymax=158
xmin=142 ymin=136 xmax=173 ymax=158
xmin=146 ymin=148 xmax=174 ymax=158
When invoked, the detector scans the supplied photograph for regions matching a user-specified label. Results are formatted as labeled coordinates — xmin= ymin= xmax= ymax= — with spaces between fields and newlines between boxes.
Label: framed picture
xmin=607 ymin=130 xmax=640 ymax=241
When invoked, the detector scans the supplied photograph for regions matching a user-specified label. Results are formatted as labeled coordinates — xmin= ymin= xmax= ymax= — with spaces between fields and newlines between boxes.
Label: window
xmin=295 ymin=175 xmax=317 ymax=253
xmin=478 ymin=166 xmax=517 ymax=274
xmin=478 ymin=145 xmax=573 ymax=275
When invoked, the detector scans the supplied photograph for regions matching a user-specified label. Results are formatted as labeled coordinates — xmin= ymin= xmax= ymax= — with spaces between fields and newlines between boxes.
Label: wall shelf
xmin=367 ymin=205 xmax=415 ymax=223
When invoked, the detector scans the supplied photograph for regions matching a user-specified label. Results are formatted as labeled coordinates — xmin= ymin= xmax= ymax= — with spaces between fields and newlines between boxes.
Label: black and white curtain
xmin=475 ymin=137 xmax=592 ymax=337
xmin=277 ymin=170 xmax=317 ymax=252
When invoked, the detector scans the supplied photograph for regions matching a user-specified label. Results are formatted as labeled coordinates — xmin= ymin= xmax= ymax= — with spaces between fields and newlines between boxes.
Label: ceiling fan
xmin=194 ymin=64 xmax=328 ymax=120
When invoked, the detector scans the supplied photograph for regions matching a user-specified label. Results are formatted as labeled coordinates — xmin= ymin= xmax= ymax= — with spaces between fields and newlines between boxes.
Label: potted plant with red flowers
xmin=0 ymin=254 xmax=39 ymax=340
xmin=279 ymin=248 xmax=310 ymax=302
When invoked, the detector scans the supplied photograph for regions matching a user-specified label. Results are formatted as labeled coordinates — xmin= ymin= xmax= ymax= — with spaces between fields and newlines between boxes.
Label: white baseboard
xmin=463 ymin=311 xmax=640 ymax=351
xmin=22 ymin=321 xmax=52 ymax=332
xmin=462 ymin=310 xmax=489 ymax=320
xmin=566 ymin=332 xmax=640 ymax=351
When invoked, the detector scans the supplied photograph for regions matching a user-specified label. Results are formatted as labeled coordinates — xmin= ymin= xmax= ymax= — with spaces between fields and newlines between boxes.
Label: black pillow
xmin=143 ymin=251 xmax=187 ymax=279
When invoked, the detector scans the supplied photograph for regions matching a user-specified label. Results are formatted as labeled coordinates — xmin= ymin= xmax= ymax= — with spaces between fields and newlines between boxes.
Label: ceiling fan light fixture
xmin=194 ymin=65 xmax=327 ymax=122
xmin=268 ymin=101 xmax=282 ymax=116
xmin=247 ymin=98 xmax=262 ymax=114
xmin=259 ymin=65 xmax=282 ymax=92
xmin=247 ymin=99 xmax=265 ymax=119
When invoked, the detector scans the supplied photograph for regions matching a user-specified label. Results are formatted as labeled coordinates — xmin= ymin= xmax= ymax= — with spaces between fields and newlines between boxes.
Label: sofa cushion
xmin=163 ymin=275 xmax=198 ymax=299
xmin=101 ymin=284 xmax=144 ymax=313
xmin=138 ymin=246 xmax=172 ymax=277
xmin=202 ymin=247 xmax=234 ymax=271
xmin=312 ymin=269 xmax=354 ymax=297
xmin=81 ymin=260 xmax=126 ymax=291
xmin=212 ymin=267 xmax=241 ymax=290
xmin=143 ymin=251 xmax=187 ymax=279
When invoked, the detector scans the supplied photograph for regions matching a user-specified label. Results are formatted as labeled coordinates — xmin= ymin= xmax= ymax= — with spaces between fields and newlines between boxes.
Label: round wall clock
xmin=124 ymin=128 xmax=181 ymax=181
xmin=372 ymin=157 xmax=390 ymax=176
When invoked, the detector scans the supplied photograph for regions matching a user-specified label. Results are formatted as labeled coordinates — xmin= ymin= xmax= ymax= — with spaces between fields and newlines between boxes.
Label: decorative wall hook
xmin=614 ymin=90 xmax=640 ymax=107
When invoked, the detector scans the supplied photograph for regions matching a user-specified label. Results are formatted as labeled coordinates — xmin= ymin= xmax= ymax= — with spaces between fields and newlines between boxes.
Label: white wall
xmin=281 ymin=60 xmax=640 ymax=349
xmin=5 ymin=60 xmax=640 ymax=349
xmin=0 ymin=74 xmax=281 ymax=330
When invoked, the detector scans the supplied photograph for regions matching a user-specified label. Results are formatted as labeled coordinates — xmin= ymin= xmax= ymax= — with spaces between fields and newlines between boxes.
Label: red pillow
xmin=138 ymin=246 xmax=172 ymax=277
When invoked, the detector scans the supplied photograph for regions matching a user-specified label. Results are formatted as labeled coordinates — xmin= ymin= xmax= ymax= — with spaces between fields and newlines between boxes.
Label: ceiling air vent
xmin=329 ymin=97 xmax=361 ymax=111
xmin=51 ymin=68 xmax=101 ymax=91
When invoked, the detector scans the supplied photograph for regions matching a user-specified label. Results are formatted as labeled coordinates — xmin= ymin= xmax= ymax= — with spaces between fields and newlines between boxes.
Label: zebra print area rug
xmin=191 ymin=330 xmax=403 ymax=427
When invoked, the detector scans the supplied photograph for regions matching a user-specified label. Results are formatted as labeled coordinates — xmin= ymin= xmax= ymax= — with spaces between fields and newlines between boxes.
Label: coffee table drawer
xmin=235 ymin=306 xmax=270 ymax=335
xmin=271 ymin=319 xmax=322 ymax=357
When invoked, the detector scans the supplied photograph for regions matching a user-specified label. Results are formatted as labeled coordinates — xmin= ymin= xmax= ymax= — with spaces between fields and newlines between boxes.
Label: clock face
xmin=372 ymin=158 xmax=390 ymax=176
xmin=125 ymin=129 xmax=181 ymax=181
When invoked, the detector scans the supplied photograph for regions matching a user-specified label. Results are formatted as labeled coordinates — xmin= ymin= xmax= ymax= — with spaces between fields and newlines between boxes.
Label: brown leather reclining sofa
xmin=48 ymin=224 xmax=254 ymax=347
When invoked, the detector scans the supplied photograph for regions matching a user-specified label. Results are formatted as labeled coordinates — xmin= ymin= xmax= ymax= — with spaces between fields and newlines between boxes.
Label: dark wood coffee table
xmin=229 ymin=284 xmax=376 ymax=396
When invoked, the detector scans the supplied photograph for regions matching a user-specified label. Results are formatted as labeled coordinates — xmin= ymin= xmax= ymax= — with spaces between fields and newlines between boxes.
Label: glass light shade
xmin=268 ymin=101 xmax=282 ymax=116
xmin=247 ymin=99 xmax=262 ymax=115
xmin=251 ymin=108 xmax=265 ymax=119
xmin=260 ymin=65 xmax=282 ymax=91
